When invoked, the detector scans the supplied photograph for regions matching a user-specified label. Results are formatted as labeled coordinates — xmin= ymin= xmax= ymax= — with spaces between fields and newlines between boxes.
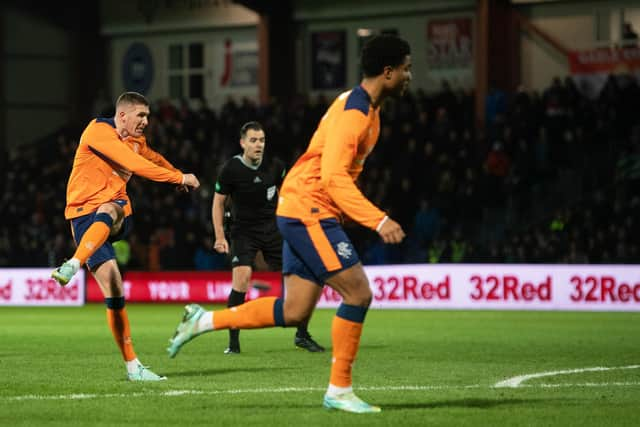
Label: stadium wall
xmin=101 ymin=1 xmax=259 ymax=110
xmin=2 ymin=7 xmax=71 ymax=148
xmin=517 ymin=0 xmax=640 ymax=91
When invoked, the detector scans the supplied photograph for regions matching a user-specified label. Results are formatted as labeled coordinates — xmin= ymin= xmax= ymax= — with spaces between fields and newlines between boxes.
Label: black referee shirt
xmin=215 ymin=155 xmax=286 ymax=226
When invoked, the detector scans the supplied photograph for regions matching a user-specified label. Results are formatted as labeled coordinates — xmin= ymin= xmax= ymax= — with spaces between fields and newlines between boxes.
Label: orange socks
xmin=329 ymin=304 xmax=368 ymax=388
xmin=74 ymin=213 xmax=112 ymax=265
xmin=213 ymin=297 xmax=281 ymax=330
xmin=106 ymin=298 xmax=137 ymax=362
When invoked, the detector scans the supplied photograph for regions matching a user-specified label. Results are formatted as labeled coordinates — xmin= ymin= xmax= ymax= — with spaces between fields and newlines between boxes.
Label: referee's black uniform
xmin=215 ymin=155 xmax=286 ymax=269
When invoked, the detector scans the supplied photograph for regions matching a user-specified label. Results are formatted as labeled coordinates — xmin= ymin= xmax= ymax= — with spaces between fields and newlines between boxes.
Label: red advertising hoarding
xmin=86 ymin=271 xmax=282 ymax=303
xmin=3 ymin=265 xmax=638 ymax=311
xmin=318 ymin=264 xmax=640 ymax=311
xmin=0 ymin=268 xmax=85 ymax=306
xmin=85 ymin=265 xmax=640 ymax=311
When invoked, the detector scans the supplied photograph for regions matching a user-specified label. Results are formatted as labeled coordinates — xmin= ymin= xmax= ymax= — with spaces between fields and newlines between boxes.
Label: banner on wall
xmin=318 ymin=264 xmax=640 ymax=311
xmin=80 ymin=265 xmax=640 ymax=311
xmin=426 ymin=17 xmax=473 ymax=88
xmin=122 ymin=42 xmax=154 ymax=95
xmin=568 ymin=45 xmax=640 ymax=98
xmin=311 ymin=31 xmax=346 ymax=90
xmin=0 ymin=269 xmax=85 ymax=306
xmin=86 ymin=271 xmax=281 ymax=303
xmin=219 ymin=39 xmax=258 ymax=88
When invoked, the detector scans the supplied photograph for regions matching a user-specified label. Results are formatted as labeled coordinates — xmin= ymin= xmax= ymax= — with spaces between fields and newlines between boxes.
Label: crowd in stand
xmin=1 ymin=74 xmax=639 ymax=270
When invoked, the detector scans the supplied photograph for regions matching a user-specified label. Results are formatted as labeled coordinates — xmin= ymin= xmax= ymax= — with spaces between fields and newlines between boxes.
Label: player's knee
xmin=351 ymin=287 xmax=373 ymax=307
xmin=343 ymin=277 xmax=372 ymax=307
xmin=282 ymin=307 xmax=309 ymax=326
xmin=96 ymin=203 xmax=121 ymax=223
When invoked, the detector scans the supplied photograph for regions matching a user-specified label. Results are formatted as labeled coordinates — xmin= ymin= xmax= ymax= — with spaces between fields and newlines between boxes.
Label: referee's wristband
xmin=376 ymin=216 xmax=389 ymax=233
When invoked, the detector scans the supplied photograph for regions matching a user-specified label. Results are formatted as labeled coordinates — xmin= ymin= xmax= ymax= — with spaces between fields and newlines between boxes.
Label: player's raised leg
xmin=52 ymin=202 xmax=122 ymax=285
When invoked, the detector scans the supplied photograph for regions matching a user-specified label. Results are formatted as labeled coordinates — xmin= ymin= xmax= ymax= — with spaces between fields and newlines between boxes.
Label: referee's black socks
xmin=227 ymin=290 xmax=246 ymax=347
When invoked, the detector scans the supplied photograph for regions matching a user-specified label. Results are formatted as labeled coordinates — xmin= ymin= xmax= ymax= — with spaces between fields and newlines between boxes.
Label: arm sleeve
xmin=275 ymin=158 xmax=287 ymax=187
xmin=86 ymin=125 xmax=183 ymax=184
xmin=214 ymin=162 xmax=233 ymax=195
xmin=139 ymin=141 xmax=179 ymax=172
xmin=320 ymin=111 xmax=386 ymax=230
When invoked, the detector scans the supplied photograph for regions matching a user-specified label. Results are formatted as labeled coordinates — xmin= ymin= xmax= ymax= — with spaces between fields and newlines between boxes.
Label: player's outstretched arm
xmin=142 ymin=146 xmax=179 ymax=171
xmin=86 ymin=126 xmax=183 ymax=184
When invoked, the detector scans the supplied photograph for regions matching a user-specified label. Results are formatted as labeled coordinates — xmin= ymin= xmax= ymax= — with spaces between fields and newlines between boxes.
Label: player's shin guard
xmin=105 ymin=297 xmax=137 ymax=362
xmin=213 ymin=297 xmax=284 ymax=330
xmin=74 ymin=213 xmax=113 ymax=265
xmin=330 ymin=304 xmax=368 ymax=387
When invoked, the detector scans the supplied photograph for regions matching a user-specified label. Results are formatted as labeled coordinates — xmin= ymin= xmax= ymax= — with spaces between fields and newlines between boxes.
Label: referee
xmin=212 ymin=121 xmax=324 ymax=354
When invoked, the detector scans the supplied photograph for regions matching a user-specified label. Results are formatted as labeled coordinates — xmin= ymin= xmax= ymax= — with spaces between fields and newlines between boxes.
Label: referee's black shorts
xmin=229 ymin=221 xmax=282 ymax=270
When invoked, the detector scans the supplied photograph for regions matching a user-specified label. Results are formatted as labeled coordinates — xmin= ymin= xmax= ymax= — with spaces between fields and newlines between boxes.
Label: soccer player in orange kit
xmin=52 ymin=92 xmax=200 ymax=381
xmin=167 ymin=34 xmax=411 ymax=412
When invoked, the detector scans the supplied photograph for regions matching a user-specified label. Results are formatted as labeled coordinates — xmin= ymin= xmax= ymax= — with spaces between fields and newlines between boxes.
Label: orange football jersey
xmin=276 ymin=86 xmax=386 ymax=230
xmin=64 ymin=118 xmax=183 ymax=219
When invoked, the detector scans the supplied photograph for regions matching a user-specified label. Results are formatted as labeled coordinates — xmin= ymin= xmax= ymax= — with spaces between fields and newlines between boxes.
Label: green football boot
xmin=167 ymin=304 xmax=206 ymax=358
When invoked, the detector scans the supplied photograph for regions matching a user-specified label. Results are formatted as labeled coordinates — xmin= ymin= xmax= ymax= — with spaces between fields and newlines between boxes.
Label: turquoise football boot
xmin=167 ymin=304 xmax=206 ymax=358
xmin=323 ymin=392 xmax=382 ymax=413
xmin=51 ymin=260 xmax=79 ymax=286
xmin=127 ymin=364 xmax=167 ymax=381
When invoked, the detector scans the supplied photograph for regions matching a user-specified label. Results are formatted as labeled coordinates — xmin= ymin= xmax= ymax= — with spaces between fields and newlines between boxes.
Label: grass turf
xmin=0 ymin=304 xmax=638 ymax=426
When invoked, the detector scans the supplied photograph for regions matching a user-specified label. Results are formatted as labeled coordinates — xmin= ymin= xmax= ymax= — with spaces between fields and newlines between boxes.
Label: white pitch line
xmin=3 ymin=381 xmax=640 ymax=402
xmin=494 ymin=365 xmax=640 ymax=388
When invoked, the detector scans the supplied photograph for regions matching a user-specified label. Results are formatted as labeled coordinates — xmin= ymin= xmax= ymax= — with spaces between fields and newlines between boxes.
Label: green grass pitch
xmin=0 ymin=304 xmax=639 ymax=426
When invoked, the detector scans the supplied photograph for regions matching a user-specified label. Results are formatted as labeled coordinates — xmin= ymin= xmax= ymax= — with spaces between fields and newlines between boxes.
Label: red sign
xmin=86 ymin=271 xmax=282 ymax=303
xmin=568 ymin=46 xmax=640 ymax=74
xmin=568 ymin=45 xmax=640 ymax=98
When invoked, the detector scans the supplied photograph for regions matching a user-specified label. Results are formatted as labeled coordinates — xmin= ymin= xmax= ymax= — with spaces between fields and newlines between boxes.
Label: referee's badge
xmin=267 ymin=185 xmax=276 ymax=200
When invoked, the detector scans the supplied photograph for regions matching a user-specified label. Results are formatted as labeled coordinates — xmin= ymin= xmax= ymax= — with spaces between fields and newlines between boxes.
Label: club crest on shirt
xmin=266 ymin=185 xmax=276 ymax=200
xmin=336 ymin=242 xmax=352 ymax=259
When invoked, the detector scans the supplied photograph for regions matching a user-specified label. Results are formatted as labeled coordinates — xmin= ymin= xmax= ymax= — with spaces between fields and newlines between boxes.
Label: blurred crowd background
xmin=1 ymin=73 xmax=639 ymax=270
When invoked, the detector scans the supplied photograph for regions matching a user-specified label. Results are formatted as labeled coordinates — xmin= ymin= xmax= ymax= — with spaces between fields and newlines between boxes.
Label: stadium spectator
xmin=622 ymin=22 xmax=639 ymax=46
xmin=2 ymin=72 xmax=639 ymax=268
